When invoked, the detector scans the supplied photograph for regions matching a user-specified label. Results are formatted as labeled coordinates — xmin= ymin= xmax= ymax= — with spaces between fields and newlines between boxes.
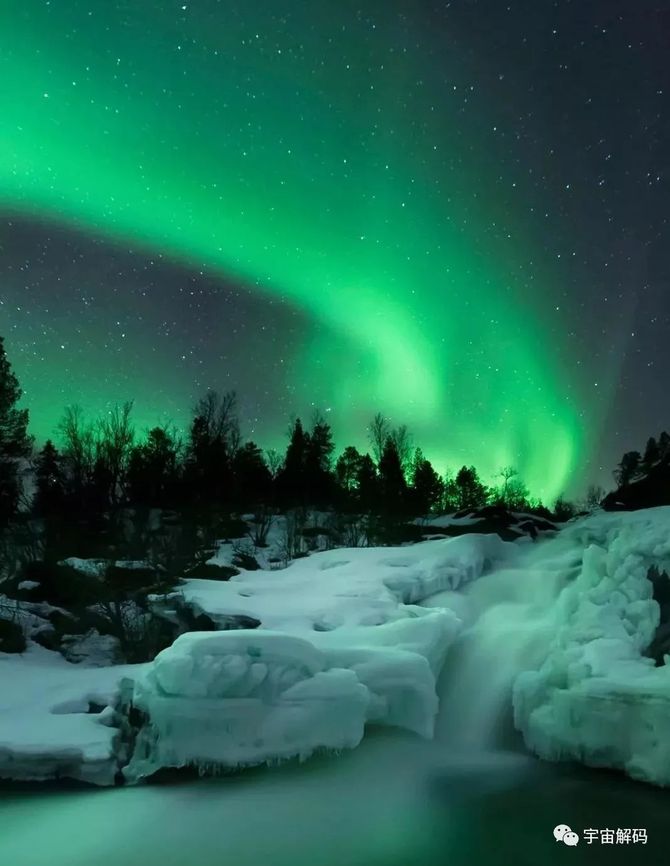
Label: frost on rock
xmin=513 ymin=508 xmax=670 ymax=786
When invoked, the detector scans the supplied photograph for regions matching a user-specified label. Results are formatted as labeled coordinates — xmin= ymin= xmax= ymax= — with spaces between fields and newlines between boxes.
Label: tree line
xmin=2 ymin=335 xmax=662 ymax=547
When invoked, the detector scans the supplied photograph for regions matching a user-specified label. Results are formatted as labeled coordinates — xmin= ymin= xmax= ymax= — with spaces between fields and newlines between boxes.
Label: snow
xmin=59 ymin=558 xmax=158 ymax=576
xmin=0 ymin=645 xmax=142 ymax=785
xmin=181 ymin=534 xmax=514 ymax=633
xmin=17 ymin=580 xmax=40 ymax=591
xmin=59 ymin=558 xmax=107 ymax=578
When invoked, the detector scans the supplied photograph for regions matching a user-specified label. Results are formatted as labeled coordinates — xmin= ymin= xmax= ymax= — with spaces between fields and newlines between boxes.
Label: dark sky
xmin=0 ymin=0 xmax=668 ymax=498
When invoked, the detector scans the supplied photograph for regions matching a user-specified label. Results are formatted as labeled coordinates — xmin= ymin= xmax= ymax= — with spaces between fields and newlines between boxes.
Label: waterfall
xmin=425 ymin=536 xmax=581 ymax=752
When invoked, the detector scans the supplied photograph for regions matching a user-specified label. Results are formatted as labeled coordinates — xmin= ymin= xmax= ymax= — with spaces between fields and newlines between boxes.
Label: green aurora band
xmin=1 ymin=2 xmax=584 ymax=499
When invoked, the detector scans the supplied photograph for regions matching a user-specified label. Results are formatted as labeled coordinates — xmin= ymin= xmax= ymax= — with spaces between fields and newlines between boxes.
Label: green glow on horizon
xmin=0 ymin=2 xmax=584 ymax=499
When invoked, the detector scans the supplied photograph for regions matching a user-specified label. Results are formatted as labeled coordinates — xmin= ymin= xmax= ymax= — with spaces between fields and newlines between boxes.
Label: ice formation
xmin=124 ymin=610 xmax=461 ymax=781
xmin=513 ymin=508 xmax=670 ymax=784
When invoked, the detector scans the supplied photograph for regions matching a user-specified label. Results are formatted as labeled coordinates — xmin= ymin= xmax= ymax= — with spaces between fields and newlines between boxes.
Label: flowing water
xmin=2 ymin=535 xmax=669 ymax=865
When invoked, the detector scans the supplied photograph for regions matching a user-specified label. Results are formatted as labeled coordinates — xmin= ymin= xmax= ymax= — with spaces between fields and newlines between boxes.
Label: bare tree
xmin=583 ymin=484 xmax=605 ymax=511
xmin=194 ymin=390 xmax=240 ymax=454
xmin=495 ymin=466 xmax=529 ymax=511
xmin=97 ymin=402 xmax=135 ymax=505
xmin=368 ymin=412 xmax=391 ymax=465
xmin=247 ymin=505 xmax=274 ymax=547
xmin=58 ymin=405 xmax=96 ymax=491
xmin=265 ymin=448 xmax=283 ymax=479
xmin=391 ymin=424 xmax=413 ymax=476
xmin=278 ymin=508 xmax=306 ymax=567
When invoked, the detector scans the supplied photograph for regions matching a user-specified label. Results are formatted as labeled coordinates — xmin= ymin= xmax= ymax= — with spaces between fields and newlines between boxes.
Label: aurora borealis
xmin=1 ymin=1 xmax=668 ymax=498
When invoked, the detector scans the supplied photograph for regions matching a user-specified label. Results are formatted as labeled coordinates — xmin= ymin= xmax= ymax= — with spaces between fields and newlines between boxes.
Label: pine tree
xmin=276 ymin=418 xmax=309 ymax=506
xmin=232 ymin=441 xmax=272 ymax=508
xmin=335 ymin=446 xmax=364 ymax=493
xmin=410 ymin=449 xmax=444 ymax=514
xmin=378 ymin=436 xmax=408 ymax=514
xmin=454 ymin=465 xmax=487 ymax=511
xmin=659 ymin=431 xmax=670 ymax=460
xmin=642 ymin=437 xmax=661 ymax=473
xmin=34 ymin=439 xmax=66 ymax=516
xmin=355 ymin=454 xmax=379 ymax=512
xmin=614 ymin=451 xmax=642 ymax=487
xmin=304 ymin=414 xmax=335 ymax=505
xmin=127 ymin=426 xmax=180 ymax=507
xmin=184 ymin=391 xmax=236 ymax=505
xmin=0 ymin=337 xmax=32 ymax=525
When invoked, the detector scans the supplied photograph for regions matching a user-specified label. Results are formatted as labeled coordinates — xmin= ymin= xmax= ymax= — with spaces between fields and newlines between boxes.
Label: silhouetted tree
xmin=33 ymin=440 xmax=66 ymax=517
xmin=232 ymin=441 xmax=272 ymax=509
xmin=355 ymin=453 xmax=379 ymax=512
xmin=368 ymin=413 xmax=391 ymax=465
xmin=493 ymin=466 xmax=529 ymax=511
xmin=553 ymin=495 xmax=576 ymax=521
xmin=454 ymin=466 xmax=487 ymax=511
xmin=96 ymin=402 xmax=135 ymax=506
xmin=642 ymin=437 xmax=661 ymax=473
xmin=265 ymin=448 xmax=283 ymax=479
xmin=304 ymin=413 xmax=335 ymax=505
xmin=378 ymin=437 xmax=408 ymax=514
xmin=58 ymin=405 xmax=97 ymax=511
xmin=184 ymin=391 xmax=238 ymax=505
xmin=276 ymin=418 xmax=309 ymax=507
xmin=659 ymin=431 xmax=670 ymax=460
xmin=583 ymin=484 xmax=605 ymax=511
xmin=0 ymin=337 xmax=32 ymax=526
xmin=391 ymin=424 xmax=413 ymax=478
xmin=335 ymin=446 xmax=364 ymax=492
xmin=614 ymin=451 xmax=642 ymax=487
xmin=410 ymin=448 xmax=444 ymax=514
xmin=442 ymin=470 xmax=460 ymax=511
xmin=127 ymin=426 xmax=180 ymax=507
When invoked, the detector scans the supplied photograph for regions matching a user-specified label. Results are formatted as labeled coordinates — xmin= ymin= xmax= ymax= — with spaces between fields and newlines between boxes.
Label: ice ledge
xmin=122 ymin=611 xmax=459 ymax=783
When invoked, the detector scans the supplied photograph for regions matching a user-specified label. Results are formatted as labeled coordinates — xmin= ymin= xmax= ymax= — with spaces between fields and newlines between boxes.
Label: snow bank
xmin=181 ymin=534 xmax=513 ymax=633
xmin=123 ymin=536 xmax=505 ymax=780
xmin=0 ymin=645 xmax=141 ymax=785
xmin=513 ymin=507 xmax=670 ymax=785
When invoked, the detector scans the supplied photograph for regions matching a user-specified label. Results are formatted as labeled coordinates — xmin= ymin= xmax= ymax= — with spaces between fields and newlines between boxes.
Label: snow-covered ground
xmin=0 ymin=646 xmax=142 ymax=785
xmin=2 ymin=508 xmax=670 ymax=787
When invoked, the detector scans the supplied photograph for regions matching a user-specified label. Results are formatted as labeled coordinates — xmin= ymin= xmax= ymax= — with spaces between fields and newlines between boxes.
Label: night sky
xmin=1 ymin=0 xmax=668 ymax=499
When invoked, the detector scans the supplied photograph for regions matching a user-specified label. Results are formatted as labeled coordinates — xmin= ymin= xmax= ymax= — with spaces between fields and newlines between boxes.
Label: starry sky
xmin=1 ymin=0 xmax=668 ymax=500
